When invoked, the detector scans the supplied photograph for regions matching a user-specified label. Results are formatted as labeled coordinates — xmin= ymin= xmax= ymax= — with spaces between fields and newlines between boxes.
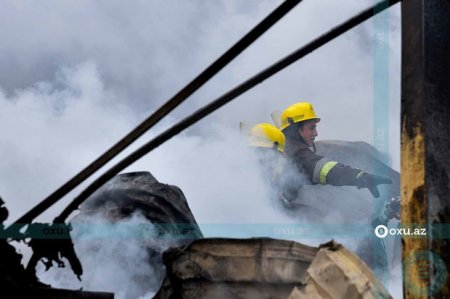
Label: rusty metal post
xmin=401 ymin=0 xmax=450 ymax=298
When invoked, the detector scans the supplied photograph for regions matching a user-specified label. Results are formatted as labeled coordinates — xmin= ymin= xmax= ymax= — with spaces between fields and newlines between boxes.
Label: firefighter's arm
xmin=312 ymin=158 xmax=392 ymax=197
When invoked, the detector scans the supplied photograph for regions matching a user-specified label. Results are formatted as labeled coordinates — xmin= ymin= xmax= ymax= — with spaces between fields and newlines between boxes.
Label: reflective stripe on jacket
xmin=284 ymin=138 xmax=360 ymax=186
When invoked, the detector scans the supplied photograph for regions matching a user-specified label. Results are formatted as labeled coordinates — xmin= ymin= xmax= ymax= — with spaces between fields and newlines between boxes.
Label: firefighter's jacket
xmin=285 ymin=138 xmax=362 ymax=186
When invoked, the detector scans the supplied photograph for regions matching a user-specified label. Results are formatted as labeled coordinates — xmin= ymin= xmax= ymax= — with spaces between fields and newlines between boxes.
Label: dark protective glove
xmin=278 ymin=188 xmax=299 ymax=209
xmin=385 ymin=196 xmax=401 ymax=220
xmin=354 ymin=172 xmax=392 ymax=198
xmin=371 ymin=196 xmax=401 ymax=228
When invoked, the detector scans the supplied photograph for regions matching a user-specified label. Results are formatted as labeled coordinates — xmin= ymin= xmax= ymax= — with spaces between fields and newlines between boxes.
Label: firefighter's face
xmin=298 ymin=120 xmax=319 ymax=146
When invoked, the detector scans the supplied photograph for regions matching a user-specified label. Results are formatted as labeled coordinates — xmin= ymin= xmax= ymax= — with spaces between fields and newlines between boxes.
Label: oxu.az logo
xmin=374 ymin=225 xmax=426 ymax=238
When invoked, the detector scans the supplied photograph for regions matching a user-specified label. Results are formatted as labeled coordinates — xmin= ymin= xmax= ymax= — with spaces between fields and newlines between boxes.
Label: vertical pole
xmin=401 ymin=0 xmax=450 ymax=298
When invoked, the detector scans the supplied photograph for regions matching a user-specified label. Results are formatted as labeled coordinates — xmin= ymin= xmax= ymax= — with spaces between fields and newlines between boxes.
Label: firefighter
xmin=247 ymin=123 xmax=285 ymax=183
xmin=280 ymin=102 xmax=392 ymax=198
xmin=246 ymin=123 xmax=305 ymax=208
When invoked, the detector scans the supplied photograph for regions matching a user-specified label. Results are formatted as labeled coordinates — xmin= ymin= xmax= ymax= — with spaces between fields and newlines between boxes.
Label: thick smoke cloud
xmin=0 ymin=0 xmax=401 ymax=298
xmin=0 ymin=63 xmax=135 ymax=219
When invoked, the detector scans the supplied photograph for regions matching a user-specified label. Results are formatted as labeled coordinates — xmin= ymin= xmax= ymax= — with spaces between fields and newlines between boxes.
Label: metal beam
xmin=401 ymin=0 xmax=450 ymax=297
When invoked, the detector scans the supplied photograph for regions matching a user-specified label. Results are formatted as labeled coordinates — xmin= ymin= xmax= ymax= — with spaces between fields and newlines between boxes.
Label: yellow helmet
xmin=280 ymin=102 xmax=320 ymax=130
xmin=247 ymin=123 xmax=285 ymax=152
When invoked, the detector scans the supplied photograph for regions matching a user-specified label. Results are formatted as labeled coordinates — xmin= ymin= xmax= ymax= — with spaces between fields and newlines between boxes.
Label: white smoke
xmin=0 ymin=0 xmax=402 ymax=298
xmin=36 ymin=212 xmax=170 ymax=299
xmin=0 ymin=62 xmax=134 ymax=221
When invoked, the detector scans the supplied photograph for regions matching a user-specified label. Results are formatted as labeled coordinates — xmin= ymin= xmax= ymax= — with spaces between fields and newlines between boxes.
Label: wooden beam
xmin=401 ymin=0 xmax=450 ymax=298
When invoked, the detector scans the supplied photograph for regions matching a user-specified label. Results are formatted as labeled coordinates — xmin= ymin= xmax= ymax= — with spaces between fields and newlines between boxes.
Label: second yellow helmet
xmin=247 ymin=123 xmax=285 ymax=152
